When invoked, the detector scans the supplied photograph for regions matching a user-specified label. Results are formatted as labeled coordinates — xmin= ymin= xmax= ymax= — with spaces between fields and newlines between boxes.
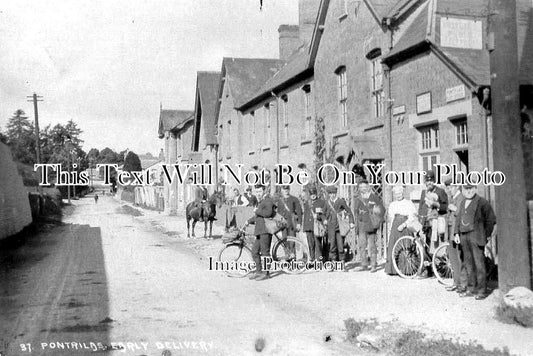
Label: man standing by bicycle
xmin=418 ymin=170 xmax=448 ymax=253
xmin=244 ymin=184 xmax=276 ymax=281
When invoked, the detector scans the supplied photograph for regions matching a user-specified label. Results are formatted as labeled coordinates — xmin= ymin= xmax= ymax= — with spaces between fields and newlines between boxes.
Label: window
xmin=336 ymin=67 xmax=348 ymax=127
xmin=419 ymin=124 xmax=439 ymax=151
xmin=371 ymin=56 xmax=383 ymax=118
xmin=421 ymin=154 xmax=440 ymax=172
xmin=455 ymin=119 xmax=468 ymax=145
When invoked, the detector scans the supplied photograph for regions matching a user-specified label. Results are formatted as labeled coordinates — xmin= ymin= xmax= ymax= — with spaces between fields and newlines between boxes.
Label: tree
xmin=0 ymin=129 xmax=7 ymax=144
xmin=123 ymin=151 xmax=142 ymax=172
xmin=5 ymin=110 xmax=36 ymax=164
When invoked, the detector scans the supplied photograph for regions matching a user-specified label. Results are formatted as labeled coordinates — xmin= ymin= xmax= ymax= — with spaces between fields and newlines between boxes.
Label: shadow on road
xmin=0 ymin=222 xmax=111 ymax=355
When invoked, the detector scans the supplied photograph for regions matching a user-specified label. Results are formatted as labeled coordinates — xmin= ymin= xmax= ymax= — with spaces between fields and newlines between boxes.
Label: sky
xmin=0 ymin=0 xmax=298 ymax=156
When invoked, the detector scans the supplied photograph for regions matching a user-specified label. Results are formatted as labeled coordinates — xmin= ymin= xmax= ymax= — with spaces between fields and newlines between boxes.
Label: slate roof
xmin=383 ymin=1 xmax=429 ymax=59
xmin=158 ymin=110 xmax=194 ymax=138
xmin=222 ymin=57 xmax=286 ymax=108
xmin=237 ymin=45 xmax=311 ymax=111
xmin=196 ymin=71 xmax=220 ymax=145
xmin=140 ymin=159 xmax=161 ymax=170
xmin=439 ymin=48 xmax=490 ymax=86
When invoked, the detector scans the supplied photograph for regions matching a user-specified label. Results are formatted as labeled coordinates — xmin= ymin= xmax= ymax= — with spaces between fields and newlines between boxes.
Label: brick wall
xmin=388 ymin=50 xmax=488 ymax=200
xmin=0 ymin=142 xmax=33 ymax=239
xmin=314 ymin=1 xmax=388 ymax=163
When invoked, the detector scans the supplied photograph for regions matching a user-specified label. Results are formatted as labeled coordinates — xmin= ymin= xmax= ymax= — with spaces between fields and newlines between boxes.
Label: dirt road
xmin=1 ymin=196 xmax=351 ymax=356
xmin=2 ymin=196 xmax=532 ymax=356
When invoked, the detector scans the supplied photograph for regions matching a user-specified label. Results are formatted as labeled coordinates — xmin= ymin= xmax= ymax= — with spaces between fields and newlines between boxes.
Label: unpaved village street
xmin=2 ymin=196 xmax=533 ymax=356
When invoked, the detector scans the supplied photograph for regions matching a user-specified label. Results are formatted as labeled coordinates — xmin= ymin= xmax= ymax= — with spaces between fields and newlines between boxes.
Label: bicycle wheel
xmin=392 ymin=236 xmax=424 ymax=278
xmin=432 ymin=242 xmax=453 ymax=286
xmin=271 ymin=237 xmax=309 ymax=274
xmin=217 ymin=243 xmax=254 ymax=278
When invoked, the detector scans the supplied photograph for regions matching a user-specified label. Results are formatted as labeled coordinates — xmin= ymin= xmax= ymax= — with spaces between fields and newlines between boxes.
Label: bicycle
xmin=391 ymin=221 xmax=453 ymax=285
xmin=217 ymin=225 xmax=309 ymax=278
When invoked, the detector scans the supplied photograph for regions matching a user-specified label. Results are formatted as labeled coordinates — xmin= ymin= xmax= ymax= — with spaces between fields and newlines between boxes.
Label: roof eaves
xmin=382 ymin=39 xmax=431 ymax=65
xmin=237 ymin=67 xmax=313 ymax=112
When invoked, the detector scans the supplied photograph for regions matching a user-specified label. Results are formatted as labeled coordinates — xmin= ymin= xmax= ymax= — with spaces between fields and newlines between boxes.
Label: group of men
xmin=244 ymin=181 xmax=386 ymax=280
xmin=240 ymin=169 xmax=497 ymax=294
xmin=393 ymin=170 xmax=496 ymax=300
xmin=231 ymin=187 xmax=258 ymax=207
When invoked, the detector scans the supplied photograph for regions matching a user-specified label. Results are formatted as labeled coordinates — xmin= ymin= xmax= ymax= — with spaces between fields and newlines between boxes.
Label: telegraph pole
xmin=27 ymin=93 xmax=44 ymax=198
xmin=489 ymin=0 xmax=531 ymax=291
xmin=26 ymin=93 xmax=43 ymax=164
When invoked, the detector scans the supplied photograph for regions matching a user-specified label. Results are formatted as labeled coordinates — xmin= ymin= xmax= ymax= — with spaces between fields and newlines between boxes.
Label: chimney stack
xmin=278 ymin=25 xmax=301 ymax=60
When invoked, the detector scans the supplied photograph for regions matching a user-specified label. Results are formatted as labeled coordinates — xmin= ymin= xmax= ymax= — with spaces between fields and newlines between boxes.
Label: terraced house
xmin=158 ymin=108 xmax=194 ymax=214
xmin=383 ymin=0 xmax=533 ymax=202
xmin=191 ymin=71 xmax=221 ymax=193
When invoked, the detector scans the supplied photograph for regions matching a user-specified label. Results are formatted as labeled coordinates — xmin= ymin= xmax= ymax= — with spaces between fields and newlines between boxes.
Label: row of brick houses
xmin=158 ymin=0 xmax=533 ymax=215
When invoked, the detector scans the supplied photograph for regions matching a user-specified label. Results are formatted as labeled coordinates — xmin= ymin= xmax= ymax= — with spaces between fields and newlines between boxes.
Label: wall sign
xmin=446 ymin=85 xmax=466 ymax=103
xmin=416 ymin=92 xmax=432 ymax=115
xmin=440 ymin=18 xmax=483 ymax=50
xmin=392 ymin=105 xmax=406 ymax=116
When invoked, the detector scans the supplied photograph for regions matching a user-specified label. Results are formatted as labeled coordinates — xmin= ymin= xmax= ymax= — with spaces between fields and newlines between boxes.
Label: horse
xmin=185 ymin=192 xmax=221 ymax=239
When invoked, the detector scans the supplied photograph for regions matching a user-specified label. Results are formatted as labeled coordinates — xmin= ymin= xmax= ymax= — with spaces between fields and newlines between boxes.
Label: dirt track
xmin=2 ymin=196 xmax=532 ymax=356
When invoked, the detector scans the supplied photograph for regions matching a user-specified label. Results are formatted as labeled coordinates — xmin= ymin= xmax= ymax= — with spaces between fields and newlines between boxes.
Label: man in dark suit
xmin=276 ymin=185 xmax=302 ymax=238
xmin=302 ymin=186 xmax=328 ymax=261
xmin=353 ymin=180 xmax=384 ymax=272
xmin=325 ymin=186 xmax=355 ymax=264
xmin=454 ymin=184 xmax=496 ymax=299
xmin=244 ymin=184 xmax=276 ymax=281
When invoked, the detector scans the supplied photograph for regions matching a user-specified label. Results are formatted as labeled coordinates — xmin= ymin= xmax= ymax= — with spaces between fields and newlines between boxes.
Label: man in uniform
xmin=353 ymin=180 xmax=384 ymax=272
xmin=244 ymin=184 xmax=276 ymax=281
xmin=276 ymin=185 xmax=303 ymax=258
xmin=454 ymin=184 xmax=496 ymax=300
xmin=302 ymin=186 xmax=328 ymax=261
xmin=325 ymin=186 xmax=355 ymax=264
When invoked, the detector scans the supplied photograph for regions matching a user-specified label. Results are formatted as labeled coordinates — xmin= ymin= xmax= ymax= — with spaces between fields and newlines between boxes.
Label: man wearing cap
xmin=444 ymin=179 xmax=467 ymax=292
xmin=244 ymin=184 xmax=276 ymax=281
xmin=418 ymin=170 xmax=448 ymax=252
xmin=302 ymin=186 xmax=328 ymax=261
xmin=353 ymin=180 xmax=384 ymax=272
xmin=276 ymin=185 xmax=302 ymax=238
xmin=454 ymin=184 xmax=496 ymax=299
xmin=325 ymin=186 xmax=355 ymax=264
xmin=244 ymin=186 xmax=258 ymax=207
